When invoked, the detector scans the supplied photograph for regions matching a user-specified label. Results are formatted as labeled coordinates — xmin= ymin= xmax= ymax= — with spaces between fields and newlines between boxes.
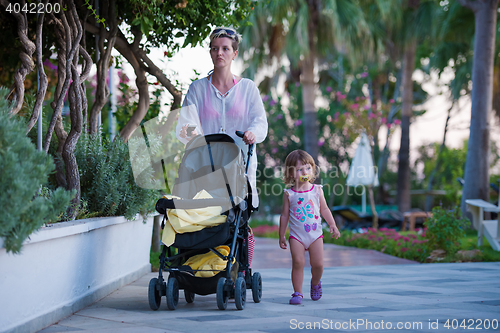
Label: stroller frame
xmin=148 ymin=131 xmax=262 ymax=311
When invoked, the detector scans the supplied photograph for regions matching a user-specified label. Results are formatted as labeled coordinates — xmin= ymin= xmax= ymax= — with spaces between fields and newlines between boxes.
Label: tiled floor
xmin=39 ymin=238 xmax=500 ymax=333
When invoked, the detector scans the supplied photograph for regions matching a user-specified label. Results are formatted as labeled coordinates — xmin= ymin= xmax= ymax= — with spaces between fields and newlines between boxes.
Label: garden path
xmin=251 ymin=237 xmax=418 ymax=270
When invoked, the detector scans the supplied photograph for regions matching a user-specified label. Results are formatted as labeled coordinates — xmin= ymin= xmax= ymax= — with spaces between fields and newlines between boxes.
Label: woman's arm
xmin=279 ymin=191 xmax=290 ymax=249
xmin=246 ymin=82 xmax=268 ymax=144
xmin=318 ymin=187 xmax=341 ymax=239
xmin=175 ymin=82 xmax=203 ymax=144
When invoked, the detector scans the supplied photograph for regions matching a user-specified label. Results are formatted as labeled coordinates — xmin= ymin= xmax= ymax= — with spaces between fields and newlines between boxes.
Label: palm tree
xmin=457 ymin=0 xmax=500 ymax=214
xmin=241 ymin=0 xmax=369 ymax=162
xmin=394 ymin=0 xmax=437 ymax=213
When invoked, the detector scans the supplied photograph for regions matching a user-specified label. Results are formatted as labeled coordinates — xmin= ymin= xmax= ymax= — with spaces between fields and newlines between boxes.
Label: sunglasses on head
xmin=211 ymin=28 xmax=236 ymax=36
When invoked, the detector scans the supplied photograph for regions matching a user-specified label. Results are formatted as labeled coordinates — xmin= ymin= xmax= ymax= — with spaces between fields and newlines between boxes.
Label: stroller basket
xmin=148 ymin=132 xmax=262 ymax=311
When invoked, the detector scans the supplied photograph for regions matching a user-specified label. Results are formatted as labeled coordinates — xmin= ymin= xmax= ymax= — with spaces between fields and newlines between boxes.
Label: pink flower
xmin=360 ymin=72 xmax=369 ymax=78
xmin=262 ymin=95 xmax=269 ymax=102
xmin=270 ymin=100 xmax=276 ymax=107
xmin=272 ymin=148 xmax=278 ymax=154
xmin=368 ymin=113 xmax=376 ymax=119
xmin=364 ymin=105 xmax=370 ymax=110
xmin=339 ymin=94 xmax=346 ymax=100
xmin=389 ymin=99 xmax=395 ymax=103
xmin=326 ymin=86 xmax=332 ymax=92
xmin=295 ymin=82 xmax=301 ymax=87
xmin=43 ymin=59 xmax=58 ymax=71
xmin=401 ymin=248 xmax=408 ymax=252
xmin=397 ymin=242 xmax=401 ymax=246
xmin=381 ymin=117 xmax=387 ymax=124
xmin=394 ymin=119 xmax=401 ymax=125
xmin=350 ymin=103 xmax=359 ymax=110
xmin=387 ymin=123 xmax=392 ymax=129
xmin=295 ymin=120 xmax=302 ymax=126
xmin=318 ymin=138 xmax=325 ymax=147
xmin=403 ymin=237 xmax=410 ymax=242
xmin=277 ymin=114 xmax=283 ymax=119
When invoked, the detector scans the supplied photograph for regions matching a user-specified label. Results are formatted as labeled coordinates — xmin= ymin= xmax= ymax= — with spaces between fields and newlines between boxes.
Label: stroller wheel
xmin=148 ymin=278 xmax=162 ymax=310
xmin=184 ymin=290 xmax=195 ymax=303
xmin=216 ymin=277 xmax=229 ymax=310
xmin=234 ymin=276 xmax=246 ymax=310
xmin=251 ymin=272 xmax=262 ymax=303
xmin=166 ymin=277 xmax=179 ymax=310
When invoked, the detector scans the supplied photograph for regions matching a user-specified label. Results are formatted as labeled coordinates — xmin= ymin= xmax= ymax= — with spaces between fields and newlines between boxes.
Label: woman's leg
xmin=289 ymin=237 xmax=306 ymax=294
xmin=308 ymin=237 xmax=324 ymax=286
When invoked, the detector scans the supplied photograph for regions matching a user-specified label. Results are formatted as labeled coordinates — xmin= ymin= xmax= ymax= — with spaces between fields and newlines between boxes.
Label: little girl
xmin=279 ymin=150 xmax=341 ymax=305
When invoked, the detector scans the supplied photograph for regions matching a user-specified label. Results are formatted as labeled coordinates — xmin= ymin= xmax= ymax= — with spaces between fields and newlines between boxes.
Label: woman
xmin=176 ymin=27 xmax=268 ymax=209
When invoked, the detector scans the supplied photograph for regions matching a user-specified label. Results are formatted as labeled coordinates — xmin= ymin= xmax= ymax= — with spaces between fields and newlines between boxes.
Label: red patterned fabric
xmin=248 ymin=228 xmax=255 ymax=268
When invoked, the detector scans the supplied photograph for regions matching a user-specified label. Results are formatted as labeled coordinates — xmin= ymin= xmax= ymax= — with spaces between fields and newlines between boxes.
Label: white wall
xmin=0 ymin=215 xmax=154 ymax=333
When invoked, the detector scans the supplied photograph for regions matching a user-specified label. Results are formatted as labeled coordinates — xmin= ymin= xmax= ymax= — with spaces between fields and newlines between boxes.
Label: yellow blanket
xmin=161 ymin=190 xmax=227 ymax=247
xmin=184 ymin=245 xmax=229 ymax=277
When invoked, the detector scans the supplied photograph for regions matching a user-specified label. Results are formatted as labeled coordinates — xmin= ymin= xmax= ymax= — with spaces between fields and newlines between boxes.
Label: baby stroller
xmin=149 ymin=131 xmax=262 ymax=311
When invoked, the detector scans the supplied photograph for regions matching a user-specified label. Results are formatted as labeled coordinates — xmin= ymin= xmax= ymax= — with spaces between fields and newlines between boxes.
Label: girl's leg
xmin=308 ymin=237 xmax=324 ymax=286
xmin=289 ymin=237 xmax=306 ymax=294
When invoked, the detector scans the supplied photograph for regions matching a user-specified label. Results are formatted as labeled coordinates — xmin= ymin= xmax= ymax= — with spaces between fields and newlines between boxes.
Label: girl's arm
xmin=318 ymin=187 xmax=341 ymax=239
xmin=279 ymin=191 xmax=290 ymax=249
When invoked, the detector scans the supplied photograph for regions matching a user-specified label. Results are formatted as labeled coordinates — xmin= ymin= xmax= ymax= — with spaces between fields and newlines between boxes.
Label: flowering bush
xmin=326 ymin=227 xmax=430 ymax=262
xmin=325 ymin=89 xmax=400 ymax=141
xmin=252 ymin=224 xmax=280 ymax=238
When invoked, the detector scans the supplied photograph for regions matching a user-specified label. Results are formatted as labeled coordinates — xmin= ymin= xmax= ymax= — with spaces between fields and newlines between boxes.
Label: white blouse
xmin=176 ymin=76 xmax=268 ymax=208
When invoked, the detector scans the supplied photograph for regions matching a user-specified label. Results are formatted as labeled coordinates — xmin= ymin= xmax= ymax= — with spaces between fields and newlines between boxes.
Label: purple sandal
xmin=311 ymin=281 xmax=322 ymax=301
xmin=289 ymin=292 xmax=303 ymax=305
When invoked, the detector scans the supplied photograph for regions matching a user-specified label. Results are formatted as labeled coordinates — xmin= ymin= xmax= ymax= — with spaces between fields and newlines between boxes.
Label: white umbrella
xmin=346 ymin=132 xmax=379 ymax=214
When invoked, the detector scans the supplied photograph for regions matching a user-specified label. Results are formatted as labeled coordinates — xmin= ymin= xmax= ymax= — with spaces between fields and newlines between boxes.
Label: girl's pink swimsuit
xmin=285 ymin=185 xmax=323 ymax=250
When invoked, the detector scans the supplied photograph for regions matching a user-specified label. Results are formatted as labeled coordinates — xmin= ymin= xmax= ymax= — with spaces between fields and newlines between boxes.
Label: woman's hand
xmin=243 ymin=131 xmax=256 ymax=144
xmin=180 ymin=124 xmax=198 ymax=141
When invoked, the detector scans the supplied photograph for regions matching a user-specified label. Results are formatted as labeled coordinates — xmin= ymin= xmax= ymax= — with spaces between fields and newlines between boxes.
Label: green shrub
xmin=424 ymin=206 xmax=470 ymax=254
xmin=75 ymin=134 xmax=158 ymax=220
xmin=0 ymin=87 xmax=74 ymax=253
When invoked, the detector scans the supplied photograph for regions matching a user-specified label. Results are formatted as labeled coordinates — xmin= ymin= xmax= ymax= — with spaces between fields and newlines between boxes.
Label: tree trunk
xmin=88 ymin=0 xmax=118 ymax=135
xmin=26 ymin=3 xmax=49 ymax=134
xmin=83 ymin=25 xmax=183 ymax=142
xmin=0 ymin=0 xmax=35 ymax=115
xmin=397 ymin=39 xmax=416 ymax=213
xmin=424 ymin=102 xmax=453 ymax=211
xmin=368 ymin=185 xmax=378 ymax=228
xmin=302 ymin=0 xmax=319 ymax=163
xmin=459 ymin=0 xmax=499 ymax=217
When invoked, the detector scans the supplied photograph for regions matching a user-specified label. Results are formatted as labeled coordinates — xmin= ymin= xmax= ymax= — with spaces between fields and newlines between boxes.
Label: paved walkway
xmin=39 ymin=238 xmax=500 ymax=333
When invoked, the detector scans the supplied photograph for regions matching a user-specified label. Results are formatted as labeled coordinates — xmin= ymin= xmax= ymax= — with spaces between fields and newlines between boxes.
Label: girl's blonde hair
xmin=283 ymin=150 xmax=318 ymax=186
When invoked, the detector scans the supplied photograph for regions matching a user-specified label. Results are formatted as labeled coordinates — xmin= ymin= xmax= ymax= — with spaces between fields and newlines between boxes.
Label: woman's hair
xmin=283 ymin=150 xmax=318 ymax=186
xmin=209 ymin=27 xmax=242 ymax=51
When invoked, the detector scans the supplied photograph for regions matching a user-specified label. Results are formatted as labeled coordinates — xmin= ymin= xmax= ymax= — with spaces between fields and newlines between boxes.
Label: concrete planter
xmin=0 ymin=215 xmax=154 ymax=333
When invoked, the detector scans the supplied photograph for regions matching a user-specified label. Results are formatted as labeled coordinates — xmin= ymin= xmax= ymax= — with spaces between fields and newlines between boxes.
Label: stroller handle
xmin=156 ymin=197 xmax=232 ymax=213
xmin=235 ymin=131 xmax=254 ymax=175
